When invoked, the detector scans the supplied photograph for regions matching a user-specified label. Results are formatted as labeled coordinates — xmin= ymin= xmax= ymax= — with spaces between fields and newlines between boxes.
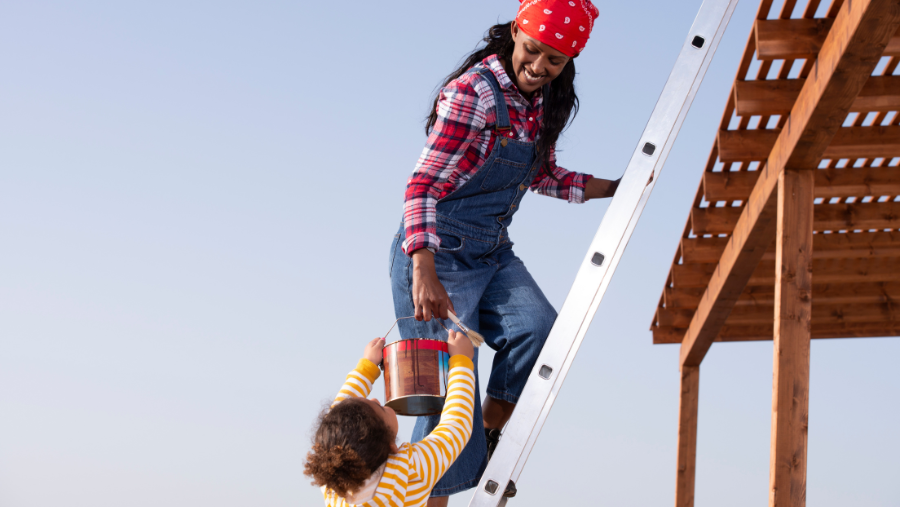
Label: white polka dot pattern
xmin=515 ymin=0 xmax=599 ymax=57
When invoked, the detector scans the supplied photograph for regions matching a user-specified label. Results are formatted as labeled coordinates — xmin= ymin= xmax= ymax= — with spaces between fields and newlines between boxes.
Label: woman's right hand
xmin=411 ymin=249 xmax=454 ymax=321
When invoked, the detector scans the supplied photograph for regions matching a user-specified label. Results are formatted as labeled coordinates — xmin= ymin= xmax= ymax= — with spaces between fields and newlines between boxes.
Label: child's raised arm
xmin=331 ymin=337 xmax=384 ymax=408
xmin=408 ymin=330 xmax=476 ymax=491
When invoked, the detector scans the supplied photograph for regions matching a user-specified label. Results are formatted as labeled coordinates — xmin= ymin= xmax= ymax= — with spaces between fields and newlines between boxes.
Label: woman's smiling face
xmin=508 ymin=21 xmax=570 ymax=96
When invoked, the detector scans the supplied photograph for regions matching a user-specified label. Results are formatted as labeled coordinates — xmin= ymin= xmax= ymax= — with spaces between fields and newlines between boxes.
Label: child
xmin=304 ymin=330 xmax=476 ymax=506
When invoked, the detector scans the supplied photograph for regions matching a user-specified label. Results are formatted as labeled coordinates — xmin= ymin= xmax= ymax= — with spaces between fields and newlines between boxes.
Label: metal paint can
xmin=382 ymin=338 xmax=450 ymax=416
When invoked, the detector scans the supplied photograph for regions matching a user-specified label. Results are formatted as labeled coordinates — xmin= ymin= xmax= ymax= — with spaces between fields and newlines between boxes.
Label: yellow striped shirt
xmin=321 ymin=356 xmax=476 ymax=507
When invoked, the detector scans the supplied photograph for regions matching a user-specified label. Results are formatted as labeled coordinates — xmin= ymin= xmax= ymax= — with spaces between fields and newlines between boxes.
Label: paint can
xmin=377 ymin=316 xmax=453 ymax=416
xmin=382 ymin=338 xmax=450 ymax=416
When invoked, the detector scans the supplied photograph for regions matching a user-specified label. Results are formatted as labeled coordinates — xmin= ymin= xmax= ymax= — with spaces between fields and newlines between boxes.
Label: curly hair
xmin=303 ymin=398 xmax=395 ymax=497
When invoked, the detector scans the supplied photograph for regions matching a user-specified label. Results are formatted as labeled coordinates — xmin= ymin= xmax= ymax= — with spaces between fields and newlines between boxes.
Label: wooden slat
xmin=756 ymin=18 xmax=835 ymax=59
xmin=734 ymin=79 xmax=806 ymax=116
xmin=815 ymin=168 xmax=900 ymax=199
xmin=854 ymin=75 xmax=900 ymax=111
xmin=680 ymin=231 xmax=900 ymax=263
xmin=653 ymin=326 xmax=693 ymax=344
xmin=691 ymin=205 xmax=745 ymax=234
xmin=826 ymin=126 xmax=900 ymax=159
xmin=671 ymin=256 xmax=900 ymax=288
xmin=718 ymin=126 xmax=900 ymax=163
xmin=733 ymin=281 xmax=900 ymax=307
xmin=703 ymin=167 xmax=900 ymax=202
xmin=660 ymin=298 xmax=900 ymax=327
xmin=755 ymin=18 xmax=900 ymax=60
xmin=653 ymin=321 xmax=900 ymax=343
xmin=732 ymin=321 xmax=900 ymax=339
xmin=717 ymin=129 xmax=781 ymax=162
xmin=730 ymin=301 xmax=898 ymax=325
xmin=657 ymin=307 xmax=699 ymax=327
xmin=815 ymin=200 xmax=900 ymax=230
xmin=664 ymin=281 xmax=900 ymax=310
xmin=703 ymin=170 xmax=760 ymax=201
xmin=675 ymin=366 xmax=699 ymax=507
xmin=680 ymin=236 xmax=733 ymax=263
xmin=691 ymin=201 xmax=900 ymax=234
xmin=734 ymin=76 xmax=900 ymax=116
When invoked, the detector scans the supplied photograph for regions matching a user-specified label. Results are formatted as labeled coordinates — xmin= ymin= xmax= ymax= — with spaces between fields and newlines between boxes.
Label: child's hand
xmin=364 ymin=337 xmax=385 ymax=365
xmin=447 ymin=330 xmax=474 ymax=359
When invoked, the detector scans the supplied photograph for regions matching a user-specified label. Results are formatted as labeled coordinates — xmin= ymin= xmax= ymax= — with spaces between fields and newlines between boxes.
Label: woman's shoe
xmin=485 ymin=428 xmax=502 ymax=462
xmin=484 ymin=429 xmax=516 ymax=498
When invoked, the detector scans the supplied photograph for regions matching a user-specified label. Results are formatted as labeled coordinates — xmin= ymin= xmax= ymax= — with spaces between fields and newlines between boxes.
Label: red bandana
xmin=515 ymin=0 xmax=599 ymax=57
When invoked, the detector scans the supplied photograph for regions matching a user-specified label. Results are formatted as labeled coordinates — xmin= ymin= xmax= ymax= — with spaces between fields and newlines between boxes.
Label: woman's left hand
xmin=584 ymin=177 xmax=619 ymax=200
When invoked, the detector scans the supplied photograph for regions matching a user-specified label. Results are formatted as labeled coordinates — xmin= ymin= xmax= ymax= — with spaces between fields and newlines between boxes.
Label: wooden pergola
xmin=648 ymin=0 xmax=900 ymax=505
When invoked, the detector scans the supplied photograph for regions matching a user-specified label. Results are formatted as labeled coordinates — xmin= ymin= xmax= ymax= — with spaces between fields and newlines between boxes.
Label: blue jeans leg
xmin=478 ymin=250 xmax=557 ymax=403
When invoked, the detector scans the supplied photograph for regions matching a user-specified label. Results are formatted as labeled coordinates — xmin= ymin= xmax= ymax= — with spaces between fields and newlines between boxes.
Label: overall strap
xmin=475 ymin=68 xmax=511 ymax=132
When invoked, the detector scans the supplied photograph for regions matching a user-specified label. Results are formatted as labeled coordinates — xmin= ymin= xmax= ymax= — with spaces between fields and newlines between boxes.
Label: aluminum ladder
xmin=468 ymin=1 xmax=740 ymax=505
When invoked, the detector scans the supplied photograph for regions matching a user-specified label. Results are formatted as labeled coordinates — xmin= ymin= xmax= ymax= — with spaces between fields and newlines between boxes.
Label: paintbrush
xmin=447 ymin=310 xmax=484 ymax=347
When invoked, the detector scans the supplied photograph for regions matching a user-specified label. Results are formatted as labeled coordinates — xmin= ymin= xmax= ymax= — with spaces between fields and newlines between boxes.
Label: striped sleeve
xmin=331 ymin=358 xmax=381 ymax=408
xmin=409 ymin=355 xmax=476 ymax=488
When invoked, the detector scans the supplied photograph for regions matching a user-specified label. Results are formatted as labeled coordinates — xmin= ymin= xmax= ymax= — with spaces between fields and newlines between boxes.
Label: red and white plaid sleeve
xmin=402 ymin=79 xmax=488 ymax=255
xmin=530 ymin=145 xmax=592 ymax=203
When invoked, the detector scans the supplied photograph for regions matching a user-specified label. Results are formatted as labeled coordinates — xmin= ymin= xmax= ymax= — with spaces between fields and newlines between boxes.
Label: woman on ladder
xmin=389 ymin=2 xmax=614 ymax=504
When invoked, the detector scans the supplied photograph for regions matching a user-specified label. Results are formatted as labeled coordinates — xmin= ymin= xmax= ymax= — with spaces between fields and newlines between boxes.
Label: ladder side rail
xmin=468 ymin=1 xmax=739 ymax=505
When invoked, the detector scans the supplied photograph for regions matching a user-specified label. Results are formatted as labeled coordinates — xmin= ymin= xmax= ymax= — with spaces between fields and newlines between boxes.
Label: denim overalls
xmin=388 ymin=69 xmax=557 ymax=496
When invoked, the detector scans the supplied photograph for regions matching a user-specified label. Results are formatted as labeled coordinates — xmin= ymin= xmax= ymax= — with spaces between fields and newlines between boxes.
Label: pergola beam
xmin=659 ymin=298 xmax=900 ymax=327
xmin=690 ymin=200 xmax=900 ymax=235
xmin=670 ymin=256 xmax=900 ymax=288
xmin=664 ymin=281 xmax=900 ymax=310
xmin=755 ymin=18 xmax=900 ymax=60
xmin=680 ymin=231 xmax=900 ymax=264
xmin=654 ymin=321 xmax=900 ymax=343
xmin=678 ymin=0 xmax=900 ymax=369
xmin=702 ymin=166 xmax=900 ymax=202
xmin=734 ymin=75 xmax=900 ymax=116
xmin=717 ymin=126 xmax=900 ymax=163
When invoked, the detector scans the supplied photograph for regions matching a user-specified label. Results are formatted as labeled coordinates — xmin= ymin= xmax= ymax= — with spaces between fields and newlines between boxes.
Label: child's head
xmin=304 ymin=397 xmax=399 ymax=497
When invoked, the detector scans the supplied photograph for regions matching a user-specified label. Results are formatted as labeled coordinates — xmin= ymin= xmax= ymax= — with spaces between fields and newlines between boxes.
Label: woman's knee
xmin=533 ymin=303 xmax=557 ymax=343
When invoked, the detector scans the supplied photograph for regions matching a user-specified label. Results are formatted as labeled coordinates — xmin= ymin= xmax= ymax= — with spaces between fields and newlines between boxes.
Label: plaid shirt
xmin=402 ymin=55 xmax=592 ymax=255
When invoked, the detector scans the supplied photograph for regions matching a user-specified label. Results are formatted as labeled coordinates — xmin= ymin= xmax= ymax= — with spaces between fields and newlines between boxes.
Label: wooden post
xmin=675 ymin=366 xmax=700 ymax=507
xmin=769 ymin=169 xmax=814 ymax=507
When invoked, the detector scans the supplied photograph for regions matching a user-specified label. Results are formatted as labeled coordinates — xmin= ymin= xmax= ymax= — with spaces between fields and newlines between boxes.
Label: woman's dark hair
xmin=303 ymin=398 xmax=395 ymax=497
xmin=425 ymin=22 xmax=579 ymax=177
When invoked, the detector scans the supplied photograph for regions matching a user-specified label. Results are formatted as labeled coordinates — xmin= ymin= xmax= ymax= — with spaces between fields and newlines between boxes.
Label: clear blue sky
xmin=2 ymin=1 xmax=898 ymax=506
